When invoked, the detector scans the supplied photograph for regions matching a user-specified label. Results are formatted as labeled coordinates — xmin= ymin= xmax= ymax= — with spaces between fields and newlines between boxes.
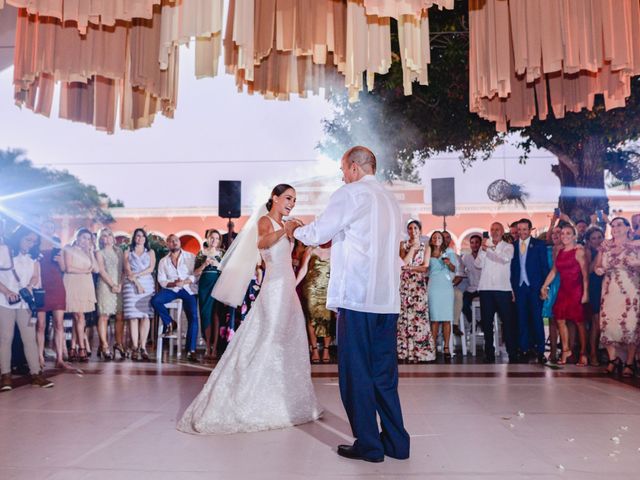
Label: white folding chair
xmin=156 ymin=300 xmax=183 ymax=362
xmin=450 ymin=311 xmax=468 ymax=356
xmin=470 ymin=297 xmax=504 ymax=357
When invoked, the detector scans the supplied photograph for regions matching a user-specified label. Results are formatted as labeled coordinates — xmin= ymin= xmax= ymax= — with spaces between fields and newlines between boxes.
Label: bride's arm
xmin=257 ymin=217 xmax=287 ymax=249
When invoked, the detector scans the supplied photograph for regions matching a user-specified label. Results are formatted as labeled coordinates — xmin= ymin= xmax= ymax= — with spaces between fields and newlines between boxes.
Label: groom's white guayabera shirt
xmin=294 ymin=175 xmax=403 ymax=314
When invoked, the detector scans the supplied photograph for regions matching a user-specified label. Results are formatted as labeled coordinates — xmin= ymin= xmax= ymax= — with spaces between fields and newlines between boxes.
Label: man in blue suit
xmin=510 ymin=218 xmax=549 ymax=363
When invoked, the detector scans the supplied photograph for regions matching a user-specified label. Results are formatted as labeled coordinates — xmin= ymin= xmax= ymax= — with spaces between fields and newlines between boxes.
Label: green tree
xmin=320 ymin=1 xmax=640 ymax=219
xmin=0 ymin=148 xmax=119 ymax=225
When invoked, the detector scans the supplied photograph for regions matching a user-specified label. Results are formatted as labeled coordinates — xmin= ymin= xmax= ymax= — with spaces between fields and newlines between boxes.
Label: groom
xmin=286 ymin=146 xmax=410 ymax=463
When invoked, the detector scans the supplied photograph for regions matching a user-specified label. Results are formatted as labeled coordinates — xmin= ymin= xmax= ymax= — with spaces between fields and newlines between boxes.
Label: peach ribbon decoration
xmin=469 ymin=0 xmax=640 ymax=132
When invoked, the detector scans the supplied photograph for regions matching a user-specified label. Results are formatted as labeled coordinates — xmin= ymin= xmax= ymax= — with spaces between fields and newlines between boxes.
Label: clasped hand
xmin=284 ymin=218 xmax=304 ymax=239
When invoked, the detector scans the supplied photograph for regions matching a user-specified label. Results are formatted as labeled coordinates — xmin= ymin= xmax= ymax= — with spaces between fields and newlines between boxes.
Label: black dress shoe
xmin=337 ymin=445 xmax=383 ymax=463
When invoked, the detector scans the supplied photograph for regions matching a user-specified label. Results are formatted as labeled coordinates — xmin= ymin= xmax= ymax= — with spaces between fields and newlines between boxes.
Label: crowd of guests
xmin=0 ymin=218 xmax=260 ymax=391
xmin=397 ymin=212 xmax=640 ymax=378
xmin=1 ymin=209 xmax=639 ymax=391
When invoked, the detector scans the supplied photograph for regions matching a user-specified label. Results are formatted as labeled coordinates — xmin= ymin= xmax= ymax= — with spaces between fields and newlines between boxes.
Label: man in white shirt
xmin=460 ymin=234 xmax=482 ymax=328
xmin=289 ymin=146 xmax=409 ymax=463
xmin=474 ymin=223 xmax=517 ymax=363
xmin=151 ymin=234 xmax=199 ymax=361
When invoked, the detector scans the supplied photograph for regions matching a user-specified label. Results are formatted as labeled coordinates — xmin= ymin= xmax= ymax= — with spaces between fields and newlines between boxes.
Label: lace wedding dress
xmin=177 ymin=216 xmax=322 ymax=434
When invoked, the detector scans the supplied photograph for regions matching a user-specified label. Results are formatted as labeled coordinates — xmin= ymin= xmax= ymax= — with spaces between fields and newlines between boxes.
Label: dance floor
xmin=1 ymin=360 xmax=639 ymax=480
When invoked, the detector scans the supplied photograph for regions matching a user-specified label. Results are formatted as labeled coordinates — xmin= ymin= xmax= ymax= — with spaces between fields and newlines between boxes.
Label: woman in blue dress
xmin=542 ymin=226 xmax=562 ymax=362
xmin=427 ymin=231 xmax=458 ymax=361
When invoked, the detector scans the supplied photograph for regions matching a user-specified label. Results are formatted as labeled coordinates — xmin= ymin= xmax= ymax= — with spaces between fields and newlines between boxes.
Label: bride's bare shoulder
xmin=258 ymin=216 xmax=275 ymax=234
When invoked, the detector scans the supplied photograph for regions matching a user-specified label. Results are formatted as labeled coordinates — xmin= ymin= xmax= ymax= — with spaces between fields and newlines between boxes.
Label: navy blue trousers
xmin=514 ymin=284 xmax=545 ymax=354
xmin=151 ymin=288 xmax=199 ymax=352
xmin=337 ymin=308 xmax=410 ymax=460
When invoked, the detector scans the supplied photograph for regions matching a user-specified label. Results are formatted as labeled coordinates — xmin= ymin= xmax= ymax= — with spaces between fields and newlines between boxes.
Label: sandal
xmin=558 ymin=349 xmax=572 ymax=365
xmin=139 ymin=349 xmax=150 ymax=361
xmin=576 ymin=354 xmax=588 ymax=367
xmin=622 ymin=363 xmax=636 ymax=378
xmin=97 ymin=346 xmax=113 ymax=361
xmin=604 ymin=357 xmax=622 ymax=375
xmin=78 ymin=348 xmax=89 ymax=363
xmin=68 ymin=347 xmax=78 ymax=362
xmin=310 ymin=346 xmax=320 ymax=364
xmin=444 ymin=347 xmax=452 ymax=361
xmin=112 ymin=343 xmax=127 ymax=360
xmin=589 ymin=354 xmax=600 ymax=367
xmin=322 ymin=348 xmax=331 ymax=364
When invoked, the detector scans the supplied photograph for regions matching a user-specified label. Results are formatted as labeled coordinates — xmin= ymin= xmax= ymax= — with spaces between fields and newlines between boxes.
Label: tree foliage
xmin=0 ymin=148 xmax=120 ymax=226
xmin=320 ymin=0 xmax=640 ymax=219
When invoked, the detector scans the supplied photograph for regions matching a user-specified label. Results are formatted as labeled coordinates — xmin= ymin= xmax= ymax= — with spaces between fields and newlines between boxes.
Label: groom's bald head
xmin=341 ymin=146 xmax=376 ymax=183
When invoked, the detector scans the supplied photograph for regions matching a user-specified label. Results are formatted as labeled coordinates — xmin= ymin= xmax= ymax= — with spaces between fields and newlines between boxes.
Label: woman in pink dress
xmin=541 ymin=225 xmax=589 ymax=366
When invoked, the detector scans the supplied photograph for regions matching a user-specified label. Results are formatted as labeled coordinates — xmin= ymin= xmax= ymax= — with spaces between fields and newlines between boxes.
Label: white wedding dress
xmin=177 ymin=216 xmax=323 ymax=434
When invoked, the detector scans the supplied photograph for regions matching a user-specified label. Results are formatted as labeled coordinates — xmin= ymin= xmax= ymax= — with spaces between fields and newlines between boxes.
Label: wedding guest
xmin=36 ymin=220 xmax=68 ymax=368
xmin=595 ymin=217 xmax=640 ymax=377
xmin=123 ymin=228 xmax=156 ymax=361
xmin=395 ymin=221 xmax=434 ymax=363
xmin=151 ymin=234 xmax=199 ymax=362
xmin=575 ymin=219 xmax=589 ymax=244
xmin=298 ymin=243 xmax=335 ymax=364
xmin=542 ymin=223 xmax=562 ymax=363
xmin=428 ymin=231 xmax=457 ymax=361
xmin=475 ymin=223 xmax=517 ymax=363
xmin=511 ymin=218 xmax=549 ymax=363
xmin=541 ymin=225 xmax=589 ymax=366
xmin=292 ymin=240 xmax=308 ymax=301
xmin=196 ymin=229 xmax=223 ymax=361
xmin=222 ymin=221 xmax=237 ymax=250
xmin=95 ymin=228 xmax=124 ymax=361
xmin=63 ymin=228 xmax=99 ymax=363
xmin=444 ymin=231 xmax=467 ymax=338
xmin=508 ymin=222 xmax=519 ymax=243
xmin=0 ymin=225 xmax=53 ymax=390
xmin=632 ymin=213 xmax=640 ymax=240
xmin=460 ymin=235 xmax=482 ymax=328
xmin=585 ymin=226 xmax=605 ymax=366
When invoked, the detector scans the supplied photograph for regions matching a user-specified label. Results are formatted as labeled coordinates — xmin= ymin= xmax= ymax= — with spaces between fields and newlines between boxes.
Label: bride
xmin=177 ymin=184 xmax=323 ymax=434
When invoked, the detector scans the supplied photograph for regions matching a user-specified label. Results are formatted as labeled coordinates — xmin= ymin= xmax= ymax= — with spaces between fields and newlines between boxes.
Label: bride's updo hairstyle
xmin=266 ymin=184 xmax=295 ymax=211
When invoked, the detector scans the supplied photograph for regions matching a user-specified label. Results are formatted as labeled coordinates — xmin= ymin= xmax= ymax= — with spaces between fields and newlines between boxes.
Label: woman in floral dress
xmin=595 ymin=217 xmax=640 ymax=377
xmin=397 ymin=220 xmax=435 ymax=363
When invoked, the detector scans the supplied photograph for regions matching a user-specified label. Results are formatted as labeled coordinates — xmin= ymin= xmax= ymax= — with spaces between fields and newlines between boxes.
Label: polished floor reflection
xmin=0 ymin=361 xmax=639 ymax=480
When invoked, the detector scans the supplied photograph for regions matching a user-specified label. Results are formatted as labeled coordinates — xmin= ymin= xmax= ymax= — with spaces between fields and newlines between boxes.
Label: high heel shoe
xmin=622 ymin=363 xmax=636 ymax=378
xmin=68 ymin=347 xmax=78 ymax=362
xmin=98 ymin=346 xmax=113 ymax=361
xmin=604 ymin=357 xmax=622 ymax=375
xmin=443 ymin=347 xmax=452 ymax=361
xmin=576 ymin=354 xmax=588 ymax=367
xmin=310 ymin=346 xmax=320 ymax=364
xmin=78 ymin=348 xmax=89 ymax=363
xmin=321 ymin=348 xmax=331 ymax=364
xmin=558 ymin=349 xmax=572 ymax=365
xmin=112 ymin=343 xmax=127 ymax=360
xmin=139 ymin=349 xmax=150 ymax=362
xmin=131 ymin=348 xmax=140 ymax=361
